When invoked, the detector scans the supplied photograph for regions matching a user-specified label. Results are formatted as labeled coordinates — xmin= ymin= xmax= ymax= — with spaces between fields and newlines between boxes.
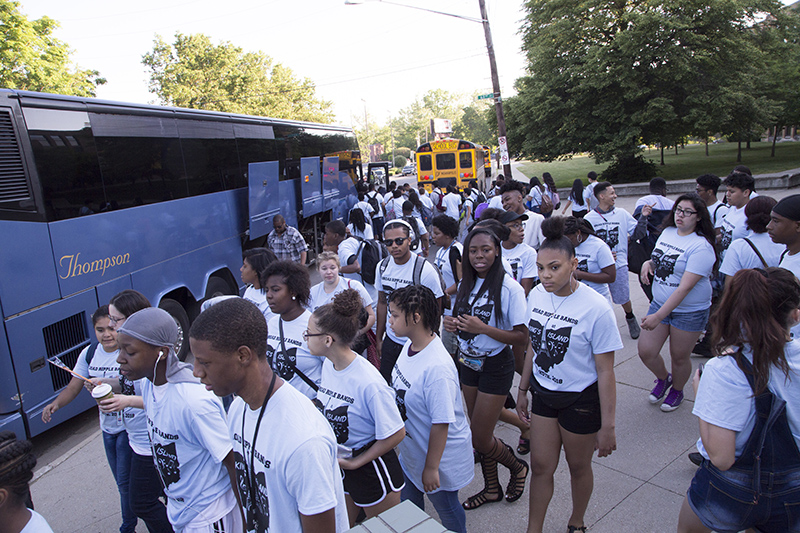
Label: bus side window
xmin=459 ymin=152 xmax=472 ymax=169
xmin=25 ymin=107 xmax=104 ymax=220
xmin=419 ymin=154 xmax=432 ymax=172
xmin=177 ymin=119 xmax=242 ymax=195
xmin=91 ymin=113 xmax=186 ymax=208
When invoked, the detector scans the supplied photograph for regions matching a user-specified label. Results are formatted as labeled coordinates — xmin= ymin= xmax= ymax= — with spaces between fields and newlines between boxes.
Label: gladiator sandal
xmin=485 ymin=438 xmax=529 ymax=503
xmin=462 ymin=452 xmax=503 ymax=510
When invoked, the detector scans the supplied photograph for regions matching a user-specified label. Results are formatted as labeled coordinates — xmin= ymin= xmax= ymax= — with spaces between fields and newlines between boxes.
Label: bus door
xmin=248 ymin=161 xmax=280 ymax=239
xmin=322 ymin=156 xmax=338 ymax=216
xmin=300 ymin=157 xmax=323 ymax=217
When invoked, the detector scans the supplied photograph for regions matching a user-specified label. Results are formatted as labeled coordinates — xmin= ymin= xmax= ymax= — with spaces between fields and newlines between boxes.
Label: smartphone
xmin=698 ymin=363 xmax=704 ymax=377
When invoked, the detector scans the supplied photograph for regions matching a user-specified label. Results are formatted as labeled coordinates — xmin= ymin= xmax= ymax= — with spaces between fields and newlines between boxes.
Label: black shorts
xmin=342 ymin=447 xmax=405 ymax=507
xmin=529 ymin=380 xmax=602 ymax=435
xmin=459 ymin=346 xmax=515 ymax=396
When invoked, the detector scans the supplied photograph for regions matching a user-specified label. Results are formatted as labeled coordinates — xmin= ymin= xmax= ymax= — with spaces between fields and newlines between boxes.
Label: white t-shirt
xmin=73 ymin=344 xmax=131 ymax=435
xmin=391 ymin=337 xmax=473 ymax=493
xmin=267 ymin=311 xmax=322 ymax=399
xmin=228 ymin=384 xmax=349 ymax=533
xmin=650 ymin=227 xmax=715 ymax=313
xmin=375 ymin=255 xmax=445 ymax=345
xmin=694 ymin=343 xmax=800 ymax=459
xmin=385 ymin=197 xmax=403 ymax=219
xmin=522 ymin=210 xmax=545 ymax=250
xmin=316 ymin=356 xmax=404 ymax=449
xmin=780 ymin=251 xmax=800 ymax=340
xmin=347 ymin=223 xmax=374 ymax=241
xmin=419 ymin=195 xmax=434 ymax=213
xmin=455 ymin=275 xmax=527 ymax=358
xmin=574 ymin=234 xmax=615 ymax=299
xmin=634 ymin=194 xmax=674 ymax=211
xmin=443 ymin=192 xmax=461 ymax=221
xmin=354 ymin=200 xmax=374 ymax=222
xmin=583 ymin=182 xmax=597 ymax=211
xmin=434 ymin=241 xmax=463 ymax=316
xmin=526 ymin=283 xmax=623 ymax=392
xmin=366 ymin=191 xmax=384 ymax=217
xmin=141 ymin=380 xmax=233 ymax=530
xmin=244 ymin=286 xmax=275 ymax=324
xmin=502 ymin=243 xmax=538 ymax=285
xmin=21 ymin=510 xmax=54 ymax=533
xmin=708 ymin=199 xmax=729 ymax=228
xmin=719 ymin=231 xmax=785 ymax=276
xmin=488 ymin=195 xmax=504 ymax=210
xmin=718 ymin=204 xmax=748 ymax=259
xmin=585 ymin=207 xmax=638 ymax=268
xmin=338 ymin=236 xmax=377 ymax=305
xmin=124 ymin=377 xmax=153 ymax=456
xmin=309 ymin=277 xmax=373 ymax=312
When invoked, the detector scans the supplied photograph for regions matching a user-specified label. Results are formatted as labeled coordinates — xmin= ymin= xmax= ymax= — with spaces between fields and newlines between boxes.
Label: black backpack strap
xmin=448 ymin=245 xmax=461 ymax=284
xmin=781 ymin=249 xmax=789 ymax=264
xmin=412 ymin=254 xmax=424 ymax=286
xmin=278 ymin=319 xmax=318 ymax=392
xmin=744 ymin=238 xmax=768 ymax=269
xmin=85 ymin=342 xmax=99 ymax=365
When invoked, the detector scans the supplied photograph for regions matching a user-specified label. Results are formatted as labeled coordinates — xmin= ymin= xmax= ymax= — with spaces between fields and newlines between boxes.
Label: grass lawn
xmin=515 ymin=141 xmax=800 ymax=188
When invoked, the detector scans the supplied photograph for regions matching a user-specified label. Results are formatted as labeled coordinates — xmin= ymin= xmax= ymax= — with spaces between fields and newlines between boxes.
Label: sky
xmin=19 ymin=0 xmax=528 ymax=127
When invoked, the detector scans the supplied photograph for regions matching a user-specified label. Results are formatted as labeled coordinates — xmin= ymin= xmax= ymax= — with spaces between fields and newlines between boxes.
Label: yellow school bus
xmin=415 ymin=139 xmax=487 ymax=192
xmin=482 ymin=145 xmax=492 ymax=179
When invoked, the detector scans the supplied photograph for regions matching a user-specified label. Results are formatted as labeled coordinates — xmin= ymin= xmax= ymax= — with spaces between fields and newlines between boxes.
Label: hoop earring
xmin=577 ymin=234 xmax=583 ymax=244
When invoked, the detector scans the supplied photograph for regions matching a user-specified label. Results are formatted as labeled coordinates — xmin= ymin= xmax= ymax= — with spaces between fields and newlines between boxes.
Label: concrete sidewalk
xmin=30 ymin=190 xmax=800 ymax=532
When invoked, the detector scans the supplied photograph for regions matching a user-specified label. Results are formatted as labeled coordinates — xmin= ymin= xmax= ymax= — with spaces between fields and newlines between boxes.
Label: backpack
xmin=474 ymin=190 xmax=487 ymax=206
xmin=379 ymin=254 xmax=450 ymax=309
xmin=435 ymin=190 xmax=446 ymax=212
xmin=85 ymin=342 xmax=99 ymax=365
xmin=354 ymin=236 xmax=387 ymax=286
xmin=385 ymin=198 xmax=398 ymax=221
xmin=449 ymin=245 xmax=461 ymax=284
xmin=538 ymin=186 xmax=554 ymax=215
xmin=366 ymin=192 xmax=381 ymax=215
xmin=403 ymin=216 xmax=422 ymax=251
xmin=419 ymin=204 xmax=434 ymax=227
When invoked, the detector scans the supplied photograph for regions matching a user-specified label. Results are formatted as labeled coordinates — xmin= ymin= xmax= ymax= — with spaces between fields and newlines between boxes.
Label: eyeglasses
xmin=383 ymin=237 xmax=408 ymax=247
xmin=108 ymin=315 xmax=125 ymax=325
xmin=302 ymin=329 xmax=328 ymax=340
xmin=675 ymin=207 xmax=697 ymax=217
xmin=507 ymin=222 xmax=523 ymax=230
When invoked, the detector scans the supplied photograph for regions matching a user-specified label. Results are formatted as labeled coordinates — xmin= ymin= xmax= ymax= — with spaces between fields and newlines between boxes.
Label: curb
xmin=31 ymin=429 xmax=101 ymax=485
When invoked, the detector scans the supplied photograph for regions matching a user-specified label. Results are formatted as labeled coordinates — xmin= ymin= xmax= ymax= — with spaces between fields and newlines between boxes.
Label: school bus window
xmin=419 ymin=154 xmax=432 ymax=171
xmin=460 ymin=152 xmax=472 ymax=169
xmin=436 ymin=153 xmax=456 ymax=170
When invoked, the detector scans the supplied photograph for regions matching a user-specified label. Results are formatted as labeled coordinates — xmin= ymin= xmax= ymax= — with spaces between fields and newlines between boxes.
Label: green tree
xmin=394 ymin=89 xmax=467 ymax=148
xmin=453 ymin=97 xmax=495 ymax=145
xmin=0 ymin=0 xmax=105 ymax=96
xmin=508 ymin=0 xmax=792 ymax=175
xmin=143 ymin=33 xmax=334 ymax=123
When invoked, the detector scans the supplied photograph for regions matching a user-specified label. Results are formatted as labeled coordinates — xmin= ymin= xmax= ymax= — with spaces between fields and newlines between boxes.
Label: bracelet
xmin=518 ymin=387 xmax=529 ymax=393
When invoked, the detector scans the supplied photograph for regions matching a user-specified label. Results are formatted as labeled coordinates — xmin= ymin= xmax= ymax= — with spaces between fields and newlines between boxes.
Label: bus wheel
xmin=159 ymin=298 xmax=191 ymax=362
xmin=205 ymin=276 xmax=234 ymax=300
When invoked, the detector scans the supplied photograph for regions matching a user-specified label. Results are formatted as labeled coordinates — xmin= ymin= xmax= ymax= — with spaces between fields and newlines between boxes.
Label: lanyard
xmin=241 ymin=371 xmax=277 ymax=521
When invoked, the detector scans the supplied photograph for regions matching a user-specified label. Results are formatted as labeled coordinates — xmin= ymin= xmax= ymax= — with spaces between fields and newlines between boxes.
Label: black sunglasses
xmin=383 ymin=237 xmax=408 ymax=247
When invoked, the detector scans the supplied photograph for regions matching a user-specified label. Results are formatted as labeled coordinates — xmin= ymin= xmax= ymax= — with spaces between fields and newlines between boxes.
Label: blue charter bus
xmin=0 ymin=89 xmax=361 ymax=437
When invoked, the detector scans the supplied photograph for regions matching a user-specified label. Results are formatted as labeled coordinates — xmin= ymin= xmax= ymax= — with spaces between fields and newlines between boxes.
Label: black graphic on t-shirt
xmin=577 ymin=258 xmax=589 ymax=272
xmin=460 ymin=302 xmax=493 ymax=341
xmin=271 ymin=345 xmax=297 ymax=381
xmin=510 ymin=260 xmax=520 ymax=281
xmin=311 ymin=397 xmax=324 ymax=413
xmin=325 ymin=405 xmax=350 ymax=444
xmin=596 ymin=226 xmax=620 ymax=249
xmin=529 ymin=319 xmax=573 ymax=372
xmin=395 ymin=389 xmax=408 ymax=422
xmin=234 ymin=451 xmax=269 ymax=533
xmin=654 ymin=251 xmax=679 ymax=280
xmin=153 ymin=442 xmax=180 ymax=487
xmin=120 ymin=377 xmax=135 ymax=396
xmin=720 ymin=227 xmax=733 ymax=251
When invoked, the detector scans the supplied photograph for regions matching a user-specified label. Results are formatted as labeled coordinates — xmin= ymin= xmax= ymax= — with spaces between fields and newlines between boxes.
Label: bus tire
xmin=205 ymin=276 xmax=234 ymax=300
xmin=159 ymin=298 xmax=191 ymax=362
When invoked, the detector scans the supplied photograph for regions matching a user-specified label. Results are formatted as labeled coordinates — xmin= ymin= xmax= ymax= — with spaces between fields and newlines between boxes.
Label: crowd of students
xmin=8 ymin=169 xmax=800 ymax=533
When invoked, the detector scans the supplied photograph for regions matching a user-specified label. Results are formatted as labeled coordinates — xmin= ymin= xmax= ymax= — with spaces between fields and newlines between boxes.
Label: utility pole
xmin=478 ymin=0 xmax=512 ymax=180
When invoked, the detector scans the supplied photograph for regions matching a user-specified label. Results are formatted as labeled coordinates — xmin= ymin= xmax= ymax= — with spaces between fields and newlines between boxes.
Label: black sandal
xmin=517 ymin=436 xmax=530 ymax=455
xmin=567 ymin=526 xmax=587 ymax=533
xmin=505 ymin=457 xmax=529 ymax=502
xmin=462 ymin=488 xmax=504 ymax=510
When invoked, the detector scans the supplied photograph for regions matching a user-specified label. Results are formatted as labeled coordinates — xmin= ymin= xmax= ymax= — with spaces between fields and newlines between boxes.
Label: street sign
xmin=477 ymin=93 xmax=494 ymax=100
xmin=498 ymin=136 xmax=510 ymax=165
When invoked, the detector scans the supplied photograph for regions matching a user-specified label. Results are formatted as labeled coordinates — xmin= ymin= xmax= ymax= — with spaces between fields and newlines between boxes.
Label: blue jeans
xmin=102 ymin=431 xmax=136 ymax=533
xmin=401 ymin=473 xmax=467 ymax=533
xmin=130 ymin=451 xmax=173 ymax=533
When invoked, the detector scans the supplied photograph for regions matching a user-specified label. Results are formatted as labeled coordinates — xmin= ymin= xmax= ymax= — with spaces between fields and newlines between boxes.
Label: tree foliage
xmin=0 ymin=0 xmax=105 ymax=96
xmin=142 ymin=33 xmax=334 ymax=123
xmin=507 ymin=0 xmax=800 ymax=170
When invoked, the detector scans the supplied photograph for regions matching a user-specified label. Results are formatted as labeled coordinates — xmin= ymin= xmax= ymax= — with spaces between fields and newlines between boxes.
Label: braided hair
xmin=388 ymin=285 xmax=441 ymax=334
xmin=0 ymin=431 xmax=36 ymax=502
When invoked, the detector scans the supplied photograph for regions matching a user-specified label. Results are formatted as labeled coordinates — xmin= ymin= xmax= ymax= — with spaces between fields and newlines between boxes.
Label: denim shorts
xmin=647 ymin=301 xmax=709 ymax=332
xmin=609 ymin=265 xmax=630 ymax=305
xmin=687 ymin=460 xmax=800 ymax=533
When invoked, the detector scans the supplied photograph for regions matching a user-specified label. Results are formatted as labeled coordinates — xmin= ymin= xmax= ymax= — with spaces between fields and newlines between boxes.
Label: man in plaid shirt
xmin=267 ymin=215 xmax=308 ymax=264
